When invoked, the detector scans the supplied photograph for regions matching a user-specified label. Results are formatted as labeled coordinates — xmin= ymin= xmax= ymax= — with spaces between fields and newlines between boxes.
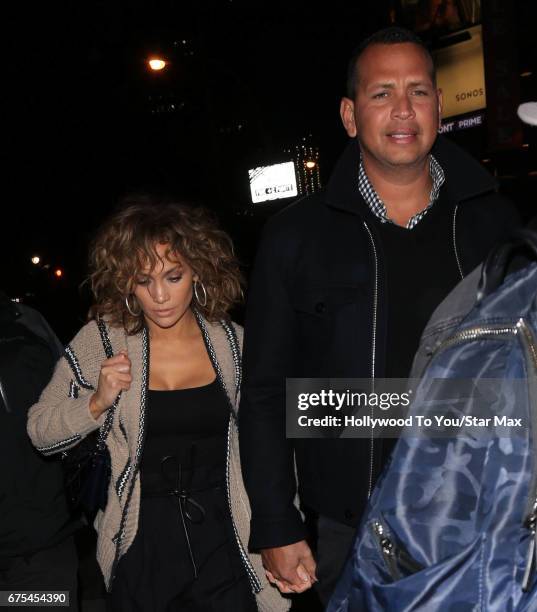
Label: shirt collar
xmin=357 ymin=155 xmax=445 ymax=229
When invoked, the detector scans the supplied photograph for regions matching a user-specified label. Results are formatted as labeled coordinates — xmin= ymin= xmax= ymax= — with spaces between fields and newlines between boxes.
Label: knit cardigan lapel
xmin=194 ymin=313 xmax=238 ymax=417
xmin=116 ymin=314 xmax=237 ymax=462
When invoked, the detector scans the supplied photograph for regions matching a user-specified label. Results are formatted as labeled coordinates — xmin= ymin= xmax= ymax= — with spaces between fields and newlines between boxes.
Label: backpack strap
xmin=478 ymin=229 xmax=537 ymax=301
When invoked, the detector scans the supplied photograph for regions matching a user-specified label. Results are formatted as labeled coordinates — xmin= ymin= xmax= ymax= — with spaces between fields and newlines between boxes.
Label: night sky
xmin=4 ymin=1 xmax=536 ymax=340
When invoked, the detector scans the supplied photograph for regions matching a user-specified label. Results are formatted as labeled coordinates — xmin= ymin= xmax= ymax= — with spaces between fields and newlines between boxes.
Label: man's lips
xmin=386 ymin=129 xmax=418 ymax=142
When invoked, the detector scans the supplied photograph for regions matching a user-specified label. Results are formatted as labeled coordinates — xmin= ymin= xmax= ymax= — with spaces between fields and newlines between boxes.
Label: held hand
xmin=89 ymin=351 xmax=131 ymax=419
xmin=261 ymin=540 xmax=317 ymax=594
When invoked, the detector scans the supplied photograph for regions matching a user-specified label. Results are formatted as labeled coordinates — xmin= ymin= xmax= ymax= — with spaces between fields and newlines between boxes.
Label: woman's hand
xmin=262 ymin=541 xmax=317 ymax=594
xmin=89 ymin=351 xmax=132 ymax=419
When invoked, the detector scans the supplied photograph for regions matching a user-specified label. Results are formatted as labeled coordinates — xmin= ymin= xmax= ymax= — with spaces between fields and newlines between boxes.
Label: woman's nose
xmin=150 ymin=282 xmax=169 ymax=304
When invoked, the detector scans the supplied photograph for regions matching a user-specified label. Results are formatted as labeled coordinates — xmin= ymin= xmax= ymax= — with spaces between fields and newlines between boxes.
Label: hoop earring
xmin=125 ymin=294 xmax=141 ymax=317
xmin=193 ymin=280 xmax=207 ymax=307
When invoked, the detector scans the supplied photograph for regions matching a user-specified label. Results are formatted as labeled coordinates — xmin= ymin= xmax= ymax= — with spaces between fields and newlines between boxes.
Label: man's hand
xmin=261 ymin=540 xmax=317 ymax=594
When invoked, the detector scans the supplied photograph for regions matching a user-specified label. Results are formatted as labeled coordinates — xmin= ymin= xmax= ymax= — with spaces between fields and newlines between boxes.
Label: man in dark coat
xmin=239 ymin=26 xmax=520 ymax=605
xmin=0 ymin=293 xmax=78 ymax=609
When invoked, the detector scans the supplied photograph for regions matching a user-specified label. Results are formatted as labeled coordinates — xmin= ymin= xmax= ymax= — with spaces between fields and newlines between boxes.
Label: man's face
xmin=340 ymin=43 xmax=442 ymax=172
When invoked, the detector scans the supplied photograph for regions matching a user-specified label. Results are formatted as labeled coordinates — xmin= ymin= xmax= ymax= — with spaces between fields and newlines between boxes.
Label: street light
xmin=31 ymin=256 xmax=40 ymax=265
xmin=54 ymin=269 xmax=63 ymax=278
xmin=148 ymin=58 xmax=167 ymax=71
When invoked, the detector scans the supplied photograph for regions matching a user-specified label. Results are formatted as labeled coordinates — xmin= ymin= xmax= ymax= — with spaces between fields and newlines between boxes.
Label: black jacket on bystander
xmin=0 ymin=293 xmax=75 ymax=564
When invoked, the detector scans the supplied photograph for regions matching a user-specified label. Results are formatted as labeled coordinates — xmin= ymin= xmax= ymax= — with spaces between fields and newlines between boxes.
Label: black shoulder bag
xmin=63 ymin=318 xmax=119 ymax=523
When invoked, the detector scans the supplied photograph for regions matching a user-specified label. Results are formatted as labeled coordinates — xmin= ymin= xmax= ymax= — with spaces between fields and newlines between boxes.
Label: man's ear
xmin=340 ymin=97 xmax=358 ymax=138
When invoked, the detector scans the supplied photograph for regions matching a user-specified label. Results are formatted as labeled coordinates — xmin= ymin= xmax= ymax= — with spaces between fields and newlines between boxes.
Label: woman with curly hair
xmin=27 ymin=197 xmax=289 ymax=612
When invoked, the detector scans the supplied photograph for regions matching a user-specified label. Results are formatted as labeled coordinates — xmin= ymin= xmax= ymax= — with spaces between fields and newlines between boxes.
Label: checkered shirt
xmin=358 ymin=155 xmax=445 ymax=229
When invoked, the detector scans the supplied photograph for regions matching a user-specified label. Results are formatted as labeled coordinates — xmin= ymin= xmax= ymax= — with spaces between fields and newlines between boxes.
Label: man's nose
xmin=392 ymin=94 xmax=415 ymax=119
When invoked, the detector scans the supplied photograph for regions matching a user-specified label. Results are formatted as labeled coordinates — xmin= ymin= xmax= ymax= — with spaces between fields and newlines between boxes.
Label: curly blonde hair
xmin=88 ymin=197 xmax=243 ymax=334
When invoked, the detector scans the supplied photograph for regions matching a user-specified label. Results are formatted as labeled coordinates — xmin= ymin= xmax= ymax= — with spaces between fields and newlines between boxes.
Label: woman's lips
xmin=154 ymin=308 xmax=174 ymax=316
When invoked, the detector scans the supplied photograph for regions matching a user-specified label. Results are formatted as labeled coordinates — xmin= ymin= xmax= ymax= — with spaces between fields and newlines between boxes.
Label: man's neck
xmin=362 ymin=153 xmax=433 ymax=227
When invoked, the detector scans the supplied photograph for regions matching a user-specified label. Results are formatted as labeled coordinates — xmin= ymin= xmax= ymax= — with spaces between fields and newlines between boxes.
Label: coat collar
xmin=324 ymin=135 xmax=498 ymax=215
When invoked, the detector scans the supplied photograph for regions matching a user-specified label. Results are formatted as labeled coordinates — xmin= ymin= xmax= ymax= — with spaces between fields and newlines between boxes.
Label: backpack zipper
xmin=421 ymin=322 xmax=519 ymax=384
xmin=433 ymin=324 xmax=519 ymax=356
xmin=371 ymin=517 xmax=423 ymax=581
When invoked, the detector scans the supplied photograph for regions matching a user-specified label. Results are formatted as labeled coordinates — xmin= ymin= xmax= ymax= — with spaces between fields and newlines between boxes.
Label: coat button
xmin=344 ymin=509 xmax=355 ymax=520
xmin=315 ymin=302 xmax=326 ymax=314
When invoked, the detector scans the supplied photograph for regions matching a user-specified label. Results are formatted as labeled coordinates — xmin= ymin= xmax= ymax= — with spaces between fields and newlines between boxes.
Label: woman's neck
xmin=144 ymin=308 xmax=199 ymax=343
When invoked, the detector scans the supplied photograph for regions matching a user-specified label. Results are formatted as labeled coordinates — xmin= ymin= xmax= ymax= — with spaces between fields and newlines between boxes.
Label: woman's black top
xmin=108 ymin=379 xmax=257 ymax=611
xmin=140 ymin=378 xmax=229 ymax=495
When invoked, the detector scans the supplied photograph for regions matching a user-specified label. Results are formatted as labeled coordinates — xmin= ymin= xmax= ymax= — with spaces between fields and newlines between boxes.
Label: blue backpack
xmin=328 ymin=231 xmax=537 ymax=612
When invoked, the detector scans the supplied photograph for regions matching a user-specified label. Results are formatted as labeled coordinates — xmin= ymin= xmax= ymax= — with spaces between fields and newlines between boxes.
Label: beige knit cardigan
xmin=27 ymin=315 xmax=290 ymax=611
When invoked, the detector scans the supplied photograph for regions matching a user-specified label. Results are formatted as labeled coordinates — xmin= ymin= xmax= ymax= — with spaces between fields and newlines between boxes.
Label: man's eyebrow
xmin=368 ymin=80 xmax=432 ymax=89
xmin=369 ymin=82 xmax=395 ymax=90
xmin=408 ymin=80 xmax=432 ymax=87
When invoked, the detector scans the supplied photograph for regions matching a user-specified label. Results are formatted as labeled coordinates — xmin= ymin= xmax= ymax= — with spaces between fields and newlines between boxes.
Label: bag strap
xmin=95 ymin=318 xmax=119 ymax=450
xmin=478 ymin=229 xmax=537 ymax=301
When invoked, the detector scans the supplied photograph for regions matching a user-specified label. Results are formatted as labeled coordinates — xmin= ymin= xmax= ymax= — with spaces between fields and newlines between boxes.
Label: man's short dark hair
xmin=346 ymin=26 xmax=436 ymax=99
